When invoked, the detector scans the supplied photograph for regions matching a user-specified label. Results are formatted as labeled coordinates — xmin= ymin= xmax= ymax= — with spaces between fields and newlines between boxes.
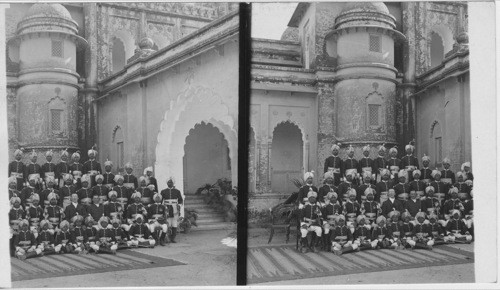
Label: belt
xmin=304 ymin=217 xmax=316 ymax=222
xmin=63 ymin=196 xmax=71 ymax=200
xmin=81 ymin=198 xmax=91 ymax=204
xmin=29 ymin=173 xmax=40 ymax=180
xmin=432 ymin=231 xmax=439 ymax=236
xmin=441 ymin=178 xmax=452 ymax=184
xmin=88 ymin=170 xmax=98 ymax=175
xmin=365 ymin=213 xmax=376 ymax=218
xmin=110 ymin=212 xmax=120 ymax=218
xmin=405 ymin=166 xmax=416 ymax=171
xmin=328 ymin=167 xmax=340 ymax=174
xmin=390 ymin=166 xmax=399 ymax=173
xmin=105 ymin=184 xmax=114 ymax=189
xmin=141 ymin=197 xmax=151 ymax=203
xmin=61 ymin=239 xmax=69 ymax=244
xmin=115 ymin=236 xmax=123 ymax=240
xmin=458 ymin=192 xmax=467 ymax=199
xmin=404 ymin=232 xmax=412 ymax=236
xmin=392 ymin=231 xmax=400 ymax=236
xmin=398 ymin=193 xmax=409 ymax=200
xmin=452 ymin=230 xmax=461 ymax=234
xmin=422 ymin=179 xmax=430 ymax=184
xmin=416 ymin=191 xmax=424 ymax=196
xmin=326 ymin=215 xmax=336 ymax=219
xmin=123 ymin=183 xmax=135 ymax=189
xmin=76 ymin=236 xmax=84 ymax=242
xmin=152 ymin=214 xmax=163 ymax=219
xmin=45 ymin=172 xmax=55 ymax=177
xmin=434 ymin=193 xmax=445 ymax=200
xmin=164 ymin=199 xmax=178 ymax=204
xmin=72 ymin=171 xmax=82 ymax=177
xmin=346 ymin=213 xmax=356 ymax=219
xmin=362 ymin=167 xmax=372 ymax=172
xmin=49 ymin=217 xmax=60 ymax=223
xmin=380 ymin=192 xmax=388 ymax=196
xmin=377 ymin=234 xmax=385 ymax=239
xmin=134 ymin=234 xmax=144 ymax=238
xmin=30 ymin=218 xmax=40 ymax=223
xmin=117 ymin=198 xmax=128 ymax=203
xmin=334 ymin=236 xmax=347 ymax=241
xmin=11 ymin=173 xmax=23 ymax=178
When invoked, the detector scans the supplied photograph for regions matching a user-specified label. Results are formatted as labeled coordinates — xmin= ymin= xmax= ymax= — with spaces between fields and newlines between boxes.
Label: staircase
xmin=184 ymin=194 xmax=233 ymax=231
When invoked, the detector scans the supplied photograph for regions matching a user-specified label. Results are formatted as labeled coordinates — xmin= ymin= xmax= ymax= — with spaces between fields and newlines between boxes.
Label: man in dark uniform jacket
xmin=64 ymin=193 xmax=88 ymax=222
xmin=373 ymin=145 xmax=388 ymax=183
xmin=297 ymin=171 xmax=318 ymax=207
xmin=381 ymin=189 xmax=404 ymax=217
xmin=83 ymin=148 xmax=102 ymax=188
xmin=404 ymin=191 xmax=424 ymax=218
xmin=92 ymin=174 xmax=110 ymax=204
xmin=342 ymin=145 xmax=359 ymax=185
xmin=102 ymin=160 xmax=116 ymax=189
xmin=461 ymin=162 xmax=473 ymax=182
xmin=358 ymin=145 xmax=374 ymax=180
xmin=123 ymin=162 xmax=139 ymax=190
xmin=317 ymin=171 xmax=336 ymax=204
xmin=331 ymin=215 xmax=357 ymax=255
xmin=454 ymin=172 xmax=471 ymax=201
xmin=430 ymin=170 xmax=448 ymax=204
xmin=161 ymin=178 xmax=183 ymax=243
xmin=13 ymin=220 xmax=41 ymax=260
xmin=420 ymin=154 xmax=433 ymax=184
xmin=357 ymin=172 xmax=376 ymax=204
xmin=41 ymin=150 xmax=57 ymax=187
xmin=400 ymin=143 xmax=419 ymax=182
xmin=440 ymin=157 xmax=455 ymax=186
xmin=337 ymin=170 xmax=357 ymax=205
xmin=9 ymin=149 xmax=26 ymax=191
xmin=25 ymin=150 xmax=42 ymax=191
xmin=8 ymin=177 xmax=21 ymax=201
xmin=56 ymin=149 xmax=71 ymax=189
xmin=20 ymin=177 xmax=40 ymax=208
xmin=59 ymin=174 xmax=77 ymax=209
xmin=387 ymin=147 xmax=401 ymax=180
xmin=299 ymin=192 xmax=323 ymax=253
xmin=409 ymin=169 xmax=427 ymax=199
xmin=393 ymin=170 xmax=410 ymax=203
xmin=144 ymin=167 xmax=159 ymax=192
xmin=324 ymin=144 xmax=343 ymax=186
xmin=375 ymin=169 xmax=393 ymax=204
xmin=70 ymin=151 xmax=84 ymax=189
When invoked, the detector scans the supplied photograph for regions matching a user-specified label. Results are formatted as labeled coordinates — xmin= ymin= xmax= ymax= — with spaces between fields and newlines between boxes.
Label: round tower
xmin=331 ymin=2 xmax=405 ymax=156
xmin=11 ymin=4 xmax=87 ymax=156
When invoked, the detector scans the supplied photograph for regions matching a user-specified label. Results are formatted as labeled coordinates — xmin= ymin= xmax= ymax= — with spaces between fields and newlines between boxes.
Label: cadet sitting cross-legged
xmin=331 ymin=215 xmax=358 ymax=255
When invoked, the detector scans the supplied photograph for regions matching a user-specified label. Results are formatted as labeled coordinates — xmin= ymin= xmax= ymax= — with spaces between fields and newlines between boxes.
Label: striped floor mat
xmin=11 ymin=250 xmax=185 ymax=281
xmin=247 ymin=245 xmax=474 ymax=284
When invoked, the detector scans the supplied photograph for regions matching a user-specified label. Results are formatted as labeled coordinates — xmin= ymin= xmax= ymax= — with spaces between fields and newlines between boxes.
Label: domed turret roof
xmin=23 ymin=3 xmax=73 ymax=22
xmin=340 ymin=2 xmax=390 ymax=15
xmin=17 ymin=3 xmax=78 ymax=35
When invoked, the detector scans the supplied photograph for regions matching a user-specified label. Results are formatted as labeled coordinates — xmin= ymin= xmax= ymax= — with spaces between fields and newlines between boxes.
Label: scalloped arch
xmin=154 ymin=86 xmax=237 ymax=196
xmin=270 ymin=119 xmax=306 ymax=142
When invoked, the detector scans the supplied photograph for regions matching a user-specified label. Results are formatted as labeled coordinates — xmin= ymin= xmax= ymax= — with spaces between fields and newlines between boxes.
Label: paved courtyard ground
xmin=11 ymin=227 xmax=237 ymax=288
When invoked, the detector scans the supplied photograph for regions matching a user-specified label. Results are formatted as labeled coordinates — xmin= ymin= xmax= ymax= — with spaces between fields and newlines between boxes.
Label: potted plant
xmin=178 ymin=208 xmax=198 ymax=233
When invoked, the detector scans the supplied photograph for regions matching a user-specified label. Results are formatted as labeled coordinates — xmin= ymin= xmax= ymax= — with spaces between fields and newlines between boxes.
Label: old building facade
xmin=250 ymin=2 xmax=470 ymax=202
xmin=6 ymin=3 xmax=239 ymax=194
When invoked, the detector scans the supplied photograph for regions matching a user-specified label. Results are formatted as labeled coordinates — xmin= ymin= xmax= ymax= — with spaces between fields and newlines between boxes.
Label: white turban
xmin=422 ymin=154 xmax=430 ymax=162
xmin=304 ymin=171 xmax=314 ymax=180
xmin=376 ymin=216 xmax=386 ymax=224
xmin=45 ymin=150 xmax=53 ymax=157
xmin=412 ymin=169 xmax=421 ymax=177
xmin=14 ymin=149 xmax=23 ymax=156
xmin=104 ymin=159 xmax=113 ymax=167
xmin=125 ymin=162 xmax=133 ymax=169
xmin=143 ymin=167 xmax=153 ymax=175
xmin=398 ymin=170 xmax=407 ymax=178
xmin=431 ymin=170 xmax=441 ymax=178
xmin=362 ymin=145 xmax=370 ymax=152
xmin=331 ymin=144 xmax=340 ymax=151
xmin=72 ymin=152 xmax=80 ymax=159
xmin=405 ymin=144 xmax=414 ymax=151
xmin=8 ymin=176 xmax=17 ymax=184
xmin=131 ymin=191 xmax=142 ymax=199
xmin=138 ymin=176 xmax=147 ymax=183
xmin=81 ymin=174 xmax=91 ymax=183
xmin=307 ymin=190 xmax=317 ymax=198
xmin=347 ymin=145 xmax=354 ymax=153
xmin=389 ymin=147 xmax=398 ymax=155
xmin=442 ymin=157 xmax=451 ymax=164
xmin=324 ymin=171 xmax=334 ymax=180
xmin=461 ymin=162 xmax=471 ymax=171
xmin=114 ymin=175 xmax=124 ymax=182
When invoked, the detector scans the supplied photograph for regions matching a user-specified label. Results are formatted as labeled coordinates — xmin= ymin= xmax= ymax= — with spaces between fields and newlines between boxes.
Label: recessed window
xmin=369 ymin=34 xmax=381 ymax=53
xmin=369 ymin=104 xmax=380 ymax=126
xmin=50 ymin=109 xmax=63 ymax=132
xmin=51 ymin=40 xmax=63 ymax=58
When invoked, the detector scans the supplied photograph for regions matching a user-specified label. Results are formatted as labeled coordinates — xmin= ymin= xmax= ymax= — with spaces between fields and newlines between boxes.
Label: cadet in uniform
xmin=324 ymin=144 xmax=343 ymax=186
xmin=41 ymin=150 xmax=56 ymax=188
xmin=356 ymin=172 xmax=376 ymax=204
xmin=102 ymin=160 xmax=115 ymax=189
xmin=430 ymin=170 xmax=448 ymax=204
xmin=9 ymin=148 xmax=26 ymax=191
xmin=440 ymin=158 xmax=455 ymax=186
xmin=297 ymin=171 xmax=318 ymax=208
xmin=77 ymin=174 xmax=94 ymax=207
xmin=461 ymin=162 xmax=473 ymax=181
xmin=321 ymin=192 xmax=341 ymax=251
xmin=371 ymin=215 xmax=391 ymax=249
xmin=84 ymin=216 xmax=99 ymax=253
xmin=128 ymin=214 xmax=156 ymax=248
xmin=420 ymin=154 xmax=433 ymax=184
xmin=25 ymin=150 xmax=42 ymax=191
xmin=393 ymin=169 xmax=410 ymax=203
xmin=113 ymin=175 xmax=130 ymax=208
xmin=26 ymin=194 xmax=43 ymax=237
xmin=110 ymin=217 xmax=132 ymax=250
xmin=412 ymin=212 xmax=434 ymax=250
xmin=37 ymin=220 xmax=57 ymax=255
xmin=375 ymin=169 xmax=393 ymax=204
xmin=83 ymin=148 xmax=102 ymax=187
xmin=144 ymin=167 xmax=158 ymax=192
xmin=337 ymin=170 xmax=357 ymax=205
xmin=148 ymin=193 xmax=169 ymax=246
xmin=70 ymin=214 xmax=87 ymax=254
xmin=445 ymin=209 xmax=472 ymax=243
xmin=8 ymin=177 xmax=21 ymax=201
xmin=137 ymin=176 xmax=154 ymax=205
xmin=342 ymin=145 xmax=359 ymax=185
xmin=409 ymin=169 xmax=426 ymax=199
xmin=40 ymin=176 xmax=59 ymax=208
xmin=387 ymin=146 xmax=401 ymax=180
xmin=318 ymin=171 xmax=337 ymax=205
xmin=124 ymin=191 xmax=148 ymax=232
xmin=96 ymin=216 xmax=118 ymax=254
xmin=353 ymin=215 xmax=374 ymax=251
xmin=104 ymin=191 xmax=124 ymax=223
xmin=123 ymin=162 xmax=138 ymax=190
xmin=343 ymin=189 xmax=360 ymax=233
xmin=400 ymin=142 xmax=419 ymax=182
xmin=161 ymin=178 xmax=183 ymax=243
xmin=56 ymin=149 xmax=71 ymax=189
xmin=442 ymin=187 xmax=464 ymax=220
xmin=20 ymin=175 xmax=40 ymax=208
xmin=373 ymin=144 xmax=388 ymax=183
xmin=55 ymin=220 xmax=73 ymax=254
xmin=422 ymin=186 xmax=441 ymax=218
xmin=44 ymin=192 xmax=64 ymax=229
xmin=427 ymin=213 xmax=446 ymax=246
xmin=360 ymin=188 xmax=380 ymax=225
xmin=331 ymin=215 xmax=357 ymax=255
xmin=92 ymin=174 xmax=110 ymax=204
xmin=14 ymin=219 xmax=41 ymax=260
xmin=59 ymin=174 xmax=77 ymax=209
xmin=454 ymin=172 xmax=471 ymax=201
xmin=70 ymin=151 xmax=84 ymax=189
xmin=358 ymin=145 xmax=374 ymax=180
xmin=299 ymin=191 xmax=322 ymax=253
xmin=387 ymin=210 xmax=405 ymax=249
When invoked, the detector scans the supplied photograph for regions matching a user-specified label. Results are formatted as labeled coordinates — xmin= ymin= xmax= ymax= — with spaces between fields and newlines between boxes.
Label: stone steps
xmin=184 ymin=194 xmax=232 ymax=231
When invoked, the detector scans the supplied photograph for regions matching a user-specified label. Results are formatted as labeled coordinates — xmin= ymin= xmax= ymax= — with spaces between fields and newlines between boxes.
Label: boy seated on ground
xmin=387 ymin=210 xmax=405 ymax=250
xmin=55 ymin=220 xmax=74 ymax=254
xmin=412 ymin=212 xmax=434 ymax=250
xmin=371 ymin=215 xmax=391 ymax=249
xmin=128 ymin=214 xmax=156 ymax=248
xmin=14 ymin=219 xmax=41 ymax=260
xmin=353 ymin=215 xmax=374 ymax=251
xmin=36 ymin=219 xmax=56 ymax=255
xmin=331 ymin=215 xmax=358 ymax=255
xmin=96 ymin=216 xmax=118 ymax=254
xmin=445 ymin=209 xmax=472 ymax=244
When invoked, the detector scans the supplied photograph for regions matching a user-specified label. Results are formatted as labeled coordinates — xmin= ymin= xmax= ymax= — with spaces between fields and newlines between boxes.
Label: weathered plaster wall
xmin=97 ymin=36 xmax=239 ymax=191
xmin=415 ymin=74 xmax=470 ymax=172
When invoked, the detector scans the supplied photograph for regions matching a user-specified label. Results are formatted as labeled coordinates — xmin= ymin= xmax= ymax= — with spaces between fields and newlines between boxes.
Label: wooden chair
xmin=267 ymin=204 xmax=297 ymax=244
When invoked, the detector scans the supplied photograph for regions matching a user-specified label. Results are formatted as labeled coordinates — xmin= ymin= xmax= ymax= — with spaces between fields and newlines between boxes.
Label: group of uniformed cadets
xmin=296 ymin=142 xmax=474 ymax=255
xmin=8 ymin=148 xmax=184 ymax=260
